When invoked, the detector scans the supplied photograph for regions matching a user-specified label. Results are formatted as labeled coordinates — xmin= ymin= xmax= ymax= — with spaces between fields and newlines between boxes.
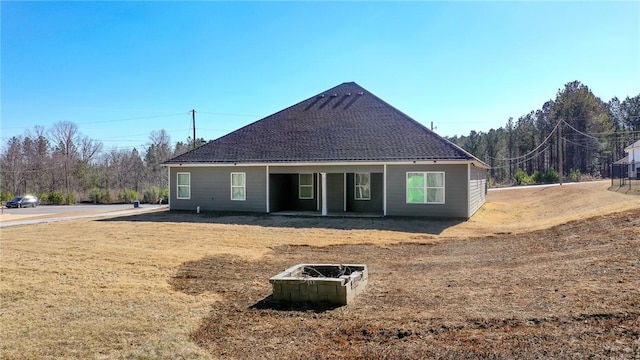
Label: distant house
xmin=163 ymin=82 xmax=488 ymax=218
xmin=624 ymin=140 xmax=640 ymax=179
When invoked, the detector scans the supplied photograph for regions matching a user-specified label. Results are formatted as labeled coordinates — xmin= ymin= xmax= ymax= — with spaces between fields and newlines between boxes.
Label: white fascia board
xmin=624 ymin=140 xmax=640 ymax=152
xmin=163 ymin=160 xmax=487 ymax=168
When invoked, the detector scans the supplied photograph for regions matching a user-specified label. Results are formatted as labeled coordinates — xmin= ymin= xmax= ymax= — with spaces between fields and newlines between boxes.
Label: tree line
xmin=1 ymin=121 xmax=205 ymax=204
xmin=2 ymin=80 xmax=638 ymax=203
xmin=447 ymin=81 xmax=640 ymax=185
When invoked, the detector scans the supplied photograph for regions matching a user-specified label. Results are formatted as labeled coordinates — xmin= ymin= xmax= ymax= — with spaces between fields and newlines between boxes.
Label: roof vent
xmin=346 ymin=92 xmax=351 ymax=96
xmin=319 ymin=94 xmax=325 ymax=98
xmin=357 ymin=91 xmax=364 ymax=95
xmin=331 ymin=93 xmax=338 ymax=97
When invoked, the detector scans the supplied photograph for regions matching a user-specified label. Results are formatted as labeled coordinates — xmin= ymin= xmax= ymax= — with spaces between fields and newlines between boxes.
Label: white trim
xmin=467 ymin=163 xmax=471 ymax=218
xmin=168 ymin=168 xmax=171 ymax=208
xmin=168 ymin=168 xmax=172 ymax=209
xmin=354 ymin=172 xmax=371 ymax=200
xmin=299 ymin=173 xmax=314 ymax=200
xmin=176 ymin=172 xmax=191 ymax=199
xmin=230 ymin=172 xmax=246 ymax=201
xmin=266 ymin=166 xmax=270 ymax=213
xmin=163 ymin=159 xmax=487 ymax=168
xmin=343 ymin=173 xmax=347 ymax=212
xmin=406 ymin=171 xmax=445 ymax=204
xmin=383 ymin=164 xmax=387 ymax=216
xmin=321 ymin=172 xmax=327 ymax=216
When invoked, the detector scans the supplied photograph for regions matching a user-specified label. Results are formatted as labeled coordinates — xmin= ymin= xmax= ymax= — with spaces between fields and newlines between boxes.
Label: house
xmin=624 ymin=140 xmax=640 ymax=178
xmin=163 ymin=82 xmax=488 ymax=218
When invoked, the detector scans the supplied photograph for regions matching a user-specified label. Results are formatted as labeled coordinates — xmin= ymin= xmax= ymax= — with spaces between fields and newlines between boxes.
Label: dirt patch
xmin=171 ymin=209 xmax=640 ymax=359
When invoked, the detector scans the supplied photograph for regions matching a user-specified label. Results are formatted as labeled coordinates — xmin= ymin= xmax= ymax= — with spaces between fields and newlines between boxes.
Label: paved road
xmin=2 ymin=204 xmax=136 ymax=215
xmin=0 ymin=204 xmax=167 ymax=228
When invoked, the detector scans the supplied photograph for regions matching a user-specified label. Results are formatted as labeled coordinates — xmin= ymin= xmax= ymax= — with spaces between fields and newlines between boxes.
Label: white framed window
xmin=231 ymin=172 xmax=246 ymax=201
xmin=177 ymin=172 xmax=191 ymax=199
xmin=406 ymin=172 xmax=445 ymax=204
xmin=299 ymin=173 xmax=314 ymax=199
xmin=355 ymin=173 xmax=371 ymax=200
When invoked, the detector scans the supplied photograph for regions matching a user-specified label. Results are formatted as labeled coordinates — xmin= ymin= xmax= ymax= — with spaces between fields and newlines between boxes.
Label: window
xmin=177 ymin=172 xmax=190 ymax=199
xmin=299 ymin=173 xmax=314 ymax=199
xmin=355 ymin=173 xmax=370 ymax=200
xmin=406 ymin=172 xmax=445 ymax=204
xmin=231 ymin=172 xmax=246 ymax=201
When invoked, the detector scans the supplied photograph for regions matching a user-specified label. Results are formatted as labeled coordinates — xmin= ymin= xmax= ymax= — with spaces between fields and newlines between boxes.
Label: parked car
xmin=5 ymin=195 xmax=39 ymax=208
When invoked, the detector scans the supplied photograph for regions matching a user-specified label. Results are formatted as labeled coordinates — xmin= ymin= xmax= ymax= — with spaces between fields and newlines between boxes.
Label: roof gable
xmin=166 ymin=82 xmax=482 ymax=164
xmin=624 ymin=140 xmax=640 ymax=152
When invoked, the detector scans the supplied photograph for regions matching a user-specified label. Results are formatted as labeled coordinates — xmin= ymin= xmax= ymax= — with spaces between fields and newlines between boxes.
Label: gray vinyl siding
xmin=468 ymin=166 xmax=487 ymax=217
xmin=386 ymin=164 xmax=469 ymax=218
xmin=169 ymin=166 xmax=266 ymax=212
xmin=346 ymin=173 xmax=383 ymax=213
xmin=326 ymin=173 xmax=345 ymax=212
xmin=291 ymin=174 xmax=317 ymax=211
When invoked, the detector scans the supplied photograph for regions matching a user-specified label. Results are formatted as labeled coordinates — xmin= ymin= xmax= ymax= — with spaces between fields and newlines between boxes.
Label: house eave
xmin=163 ymin=159 xmax=489 ymax=169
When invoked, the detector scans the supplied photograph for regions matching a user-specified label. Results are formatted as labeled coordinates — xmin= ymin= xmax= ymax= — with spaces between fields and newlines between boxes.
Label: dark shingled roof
xmin=165 ymin=82 xmax=482 ymax=164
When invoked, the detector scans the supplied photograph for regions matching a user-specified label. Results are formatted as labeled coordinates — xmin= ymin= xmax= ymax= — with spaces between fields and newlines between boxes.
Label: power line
xmin=561 ymin=120 xmax=599 ymax=140
xmin=488 ymin=119 xmax=561 ymax=162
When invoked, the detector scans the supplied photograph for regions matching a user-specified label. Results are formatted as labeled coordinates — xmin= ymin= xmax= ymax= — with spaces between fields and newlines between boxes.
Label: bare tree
xmin=49 ymin=121 xmax=80 ymax=201
xmin=144 ymin=129 xmax=172 ymax=190
xmin=23 ymin=126 xmax=52 ymax=194
xmin=79 ymin=135 xmax=103 ymax=164
xmin=1 ymin=136 xmax=25 ymax=195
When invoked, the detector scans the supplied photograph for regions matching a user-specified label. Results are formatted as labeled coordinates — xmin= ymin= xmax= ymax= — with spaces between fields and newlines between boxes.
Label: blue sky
xmin=2 ymin=1 xmax=639 ymax=152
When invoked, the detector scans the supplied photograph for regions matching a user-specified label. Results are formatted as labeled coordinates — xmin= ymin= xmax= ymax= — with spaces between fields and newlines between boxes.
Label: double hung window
xmin=231 ymin=172 xmax=246 ymax=201
xmin=177 ymin=172 xmax=190 ymax=199
xmin=299 ymin=174 xmax=314 ymax=199
xmin=406 ymin=172 xmax=445 ymax=204
xmin=355 ymin=173 xmax=370 ymax=200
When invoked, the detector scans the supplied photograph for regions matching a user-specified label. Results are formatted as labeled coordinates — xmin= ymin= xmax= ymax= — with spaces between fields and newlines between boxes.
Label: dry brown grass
xmin=0 ymin=180 xmax=638 ymax=359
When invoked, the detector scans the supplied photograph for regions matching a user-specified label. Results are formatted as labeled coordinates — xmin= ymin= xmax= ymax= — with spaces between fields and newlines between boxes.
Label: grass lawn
xmin=1 ymin=180 xmax=638 ymax=359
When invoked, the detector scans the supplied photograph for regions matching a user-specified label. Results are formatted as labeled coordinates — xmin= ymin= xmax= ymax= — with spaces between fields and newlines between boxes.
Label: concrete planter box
xmin=269 ymin=264 xmax=368 ymax=305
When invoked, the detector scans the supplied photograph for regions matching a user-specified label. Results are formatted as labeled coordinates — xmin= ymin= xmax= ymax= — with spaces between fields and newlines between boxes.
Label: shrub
xmin=0 ymin=191 xmax=14 ymax=202
xmin=65 ymin=193 xmax=76 ymax=205
xmin=514 ymin=169 xmax=534 ymax=185
xmin=532 ymin=170 xmax=543 ymax=184
xmin=545 ymin=168 xmax=560 ymax=183
xmin=88 ymin=188 xmax=114 ymax=204
xmin=143 ymin=187 xmax=161 ymax=204
xmin=142 ymin=187 xmax=169 ymax=204
xmin=89 ymin=188 xmax=101 ymax=204
xmin=47 ymin=191 xmax=65 ymax=205
xmin=118 ymin=189 xmax=139 ymax=203
xmin=161 ymin=187 xmax=169 ymax=204
xmin=568 ymin=168 xmax=582 ymax=182
xmin=100 ymin=190 xmax=113 ymax=204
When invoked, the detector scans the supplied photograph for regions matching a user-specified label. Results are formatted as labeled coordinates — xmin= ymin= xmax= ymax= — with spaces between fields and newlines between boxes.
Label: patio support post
xmin=321 ymin=172 xmax=327 ymax=216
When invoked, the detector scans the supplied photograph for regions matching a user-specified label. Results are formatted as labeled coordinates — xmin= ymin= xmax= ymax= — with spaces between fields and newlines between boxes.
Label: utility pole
xmin=191 ymin=109 xmax=197 ymax=149
xmin=557 ymin=119 xmax=563 ymax=185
